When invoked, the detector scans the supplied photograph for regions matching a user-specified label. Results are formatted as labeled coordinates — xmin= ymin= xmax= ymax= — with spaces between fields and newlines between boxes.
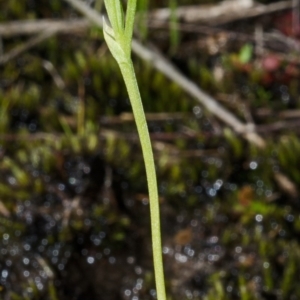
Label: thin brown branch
xmin=256 ymin=119 xmax=300 ymax=133
xmin=256 ymin=109 xmax=300 ymax=119
xmin=0 ymin=29 xmax=57 ymax=65
xmin=42 ymin=59 xmax=66 ymax=89
xmin=100 ymin=112 xmax=189 ymax=124
xmin=0 ymin=201 xmax=10 ymax=217
xmin=0 ymin=19 xmax=89 ymax=37
xmin=148 ymin=20 xmax=300 ymax=54
xmin=0 ymin=0 xmax=294 ymax=40
xmin=149 ymin=0 xmax=296 ymax=25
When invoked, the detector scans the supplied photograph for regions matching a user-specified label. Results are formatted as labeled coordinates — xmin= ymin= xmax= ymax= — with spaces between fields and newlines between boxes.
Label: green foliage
xmin=238 ymin=44 xmax=253 ymax=64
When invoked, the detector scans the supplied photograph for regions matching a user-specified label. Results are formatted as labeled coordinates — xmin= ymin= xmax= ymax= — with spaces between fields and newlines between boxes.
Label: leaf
xmin=103 ymin=17 xmax=115 ymax=38
xmin=114 ymin=0 xmax=125 ymax=33
xmin=103 ymin=0 xmax=124 ymax=36
xmin=103 ymin=18 xmax=128 ymax=65
xmin=238 ymin=43 xmax=253 ymax=64
xmin=124 ymin=0 xmax=137 ymax=54
xmin=103 ymin=0 xmax=119 ymax=34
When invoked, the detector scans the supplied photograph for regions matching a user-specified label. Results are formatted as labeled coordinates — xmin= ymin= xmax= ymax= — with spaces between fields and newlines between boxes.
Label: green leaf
xmin=124 ymin=0 xmax=137 ymax=55
xmin=114 ymin=0 xmax=125 ymax=33
xmin=103 ymin=17 xmax=115 ymax=38
xmin=238 ymin=43 xmax=253 ymax=64
xmin=103 ymin=18 xmax=128 ymax=65
xmin=104 ymin=0 xmax=124 ymax=36
xmin=103 ymin=0 xmax=119 ymax=34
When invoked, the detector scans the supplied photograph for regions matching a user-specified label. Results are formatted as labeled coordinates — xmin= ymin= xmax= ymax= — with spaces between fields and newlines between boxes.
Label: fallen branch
xmin=0 ymin=19 xmax=89 ymax=37
xmin=257 ymin=119 xmax=300 ymax=133
xmin=0 ymin=0 xmax=295 ymax=40
xmin=149 ymin=0 xmax=296 ymax=25
xmin=0 ymin=29 xmax=57 ymax=65
xmin=256 ymin=109 xmax=300 ymax=119
xmin=42 ymin=59 xmax=66 ymax=90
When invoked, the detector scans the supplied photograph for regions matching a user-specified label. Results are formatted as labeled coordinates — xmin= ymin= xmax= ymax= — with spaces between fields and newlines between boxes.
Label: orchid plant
xmin=103 ymin=1 xmax=166 ymax=299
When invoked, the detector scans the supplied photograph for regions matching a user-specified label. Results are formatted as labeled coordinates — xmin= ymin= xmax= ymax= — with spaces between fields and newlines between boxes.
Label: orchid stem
xmin=103 ymin=0 xmax=167 ymax=299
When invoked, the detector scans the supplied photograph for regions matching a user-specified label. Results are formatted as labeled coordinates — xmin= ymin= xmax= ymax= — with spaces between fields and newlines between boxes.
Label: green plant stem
xmin=120 ymin=61 xmax=166 ymax=300
xmin=102 ymin=0 xmax=166 ymax=297
xmin=124 ymin=0 xmax=137 ymax=55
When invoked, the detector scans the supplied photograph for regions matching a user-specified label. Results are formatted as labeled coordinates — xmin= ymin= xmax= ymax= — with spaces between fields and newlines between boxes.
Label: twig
xmin=42 ymin=59 xmax=66 ymax=89
xmin=62 ymin=196 xmax=81 ymax=229
xmin=256 ymin=109 xmax=300 ymax=119
xmin=274 ymin=172 xmax=298 ymax=198
xmin=0 ymin=19 xmax=89 ymax=37
xmin=148 ymin=20 xmax=300 ymax=54
xmin=149 ymin=0 xmax=296 ymax=25
xmin=36 ymin=256 xmax=55 ymax=279
xmin=63 ymin=0 xmax=104 ymax=27
xmin=0 ymin=1 xmax=294 ymax=40
xmin=256 ymin=119 xmax=300 ymax=133
xmin=0 ymin=201 xmax=10 ymax=217
xmin=0 ymin=29 xmax=57 ymax=66
xmin=255 ymin=24 xmax=264 ymax=56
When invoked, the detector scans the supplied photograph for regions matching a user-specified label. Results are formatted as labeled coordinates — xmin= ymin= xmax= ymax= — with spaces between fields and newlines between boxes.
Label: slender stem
xmin=120 ymin=61 xmax=166 ymax=300
xmin=124 ymin=0 xmax=137 ymax=56
xmin=102 ymin=1 xmax=166 ymax=298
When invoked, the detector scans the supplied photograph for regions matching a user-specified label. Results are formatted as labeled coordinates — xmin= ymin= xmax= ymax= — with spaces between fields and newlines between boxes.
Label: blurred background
xmin=0 ymin=0 xmax=300 ymax=299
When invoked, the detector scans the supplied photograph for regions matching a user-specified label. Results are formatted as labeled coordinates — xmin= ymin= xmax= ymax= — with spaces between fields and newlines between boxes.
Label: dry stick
xmin=63 ymin=0 xmax=104 ymax=27
xmin=257 ymin=119 xmax=300 ymax=133
xmin=256 ymin=109 xmax=300 ymax=119
xmin=148 ymin=20 xmax=300 ymax=55
xmin=149 ymin=0 xmax=296 ymax=25
xmin=0 ymin=29 xmax=57 ymax=66
xmin=42 ymin=60 xmax=66 ymax=90
xmin=0 ymin=19 xmax=89 ymax=37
